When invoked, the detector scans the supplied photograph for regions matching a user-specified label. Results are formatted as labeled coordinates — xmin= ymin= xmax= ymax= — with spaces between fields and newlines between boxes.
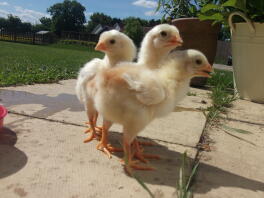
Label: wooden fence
xmin=0 ymin=31 xmax=55 ymax=44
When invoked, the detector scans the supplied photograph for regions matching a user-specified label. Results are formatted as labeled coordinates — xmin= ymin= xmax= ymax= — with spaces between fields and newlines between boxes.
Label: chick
xmin=93 ymin=24 xmax=183 ymax=159
xmin=138 ymin=24 xmax=183 ymax=68
xmin=76 ymin=30 xmax=136 ymax=143
xmin=94 ymin=49 xmax=212 ymax=172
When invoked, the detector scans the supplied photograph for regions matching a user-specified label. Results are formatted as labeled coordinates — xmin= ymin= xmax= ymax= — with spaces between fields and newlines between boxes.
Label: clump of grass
xmin=206 ymin=69 xmax=237 ymax=123
xmin=176 ymin=152 xmax=199 ymax=198
xmin=187 ymin=92 xmax=197 ymax=96
xmin=207 ymin=69 xmax=234 ymax=90
xmin=132 ymin=152 xmax=199 ymax=198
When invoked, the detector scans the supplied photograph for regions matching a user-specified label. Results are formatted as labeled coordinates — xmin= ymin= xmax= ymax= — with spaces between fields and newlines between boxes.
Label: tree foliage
xmin=0 ymin=15 xmax=32 ymax=32
xmin=47 ymin=0 xmax=86 ymax=35
xmin=124 ymin=17 xmax=144 ymax=47
xmin=85 ymin=12 xmax=113 ymax=33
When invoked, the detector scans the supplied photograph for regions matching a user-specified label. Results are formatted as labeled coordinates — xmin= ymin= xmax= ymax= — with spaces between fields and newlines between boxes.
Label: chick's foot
xmin=83 ymin=130 xmax=100 ymax=143
xmin=133 ymin=140 xmax=160 ymax=163
xmin=96 ymin=142 xmax=123 ymax=159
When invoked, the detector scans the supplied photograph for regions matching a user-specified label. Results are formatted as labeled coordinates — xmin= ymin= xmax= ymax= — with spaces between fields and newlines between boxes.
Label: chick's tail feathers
xmin=75 ymin=58 xmax=102 ymax=104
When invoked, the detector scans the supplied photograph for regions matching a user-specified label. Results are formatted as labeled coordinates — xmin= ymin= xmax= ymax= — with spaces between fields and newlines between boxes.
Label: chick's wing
xmin=122 ymin=71 xmax=166 ymax=105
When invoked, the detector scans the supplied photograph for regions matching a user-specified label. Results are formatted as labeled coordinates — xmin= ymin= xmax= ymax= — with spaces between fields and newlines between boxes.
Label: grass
xmin=207 ymin=69 xmax=234 ymax=90
xmin=0 ymin=41 xmax=103 ymax=87
xmin=187 ymin=92 xmax=197 ymax=96
xmin=205 ymin=69 xmax=237 ymax=123
xmin=176 ymin=152 xmax=199 ymax=198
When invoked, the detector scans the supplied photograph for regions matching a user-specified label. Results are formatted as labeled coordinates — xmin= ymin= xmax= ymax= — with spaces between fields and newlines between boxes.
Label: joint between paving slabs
xmin=7 ymin=110 xmax=196 ymax=148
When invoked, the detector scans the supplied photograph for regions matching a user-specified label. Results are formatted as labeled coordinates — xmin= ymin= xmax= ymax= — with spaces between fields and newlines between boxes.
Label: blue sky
xmin=0 ymin=0 xmax=161 ymax=24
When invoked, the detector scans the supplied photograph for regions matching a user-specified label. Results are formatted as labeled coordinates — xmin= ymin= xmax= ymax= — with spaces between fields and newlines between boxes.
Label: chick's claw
xmin=83 ymin=132 xmax=98 ymax=143
xmin=124 ymin=160 xmax=155 ymax=175
xmin=84 ymin=127 xmax=103 ymax=135
xmin=96 ymin=143 xmax=123 ymax=159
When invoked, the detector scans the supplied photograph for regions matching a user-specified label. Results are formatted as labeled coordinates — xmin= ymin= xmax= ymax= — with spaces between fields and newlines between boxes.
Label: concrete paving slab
xmin=0 ymin=80 xmax=209 ymax=147
xmin=224 ymin=99 xmax=264 ymax=126
xmin=0 ymin=113 xmax=197 ymax=198
xmin=194 ymin=99 xmax=264 ymax=198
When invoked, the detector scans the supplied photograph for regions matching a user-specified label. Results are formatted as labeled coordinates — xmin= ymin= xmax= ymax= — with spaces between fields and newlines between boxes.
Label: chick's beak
xmin=194 ymin=64 xmax=213 ymax=78
xmin=95 ymin=42 xmax=107 ymax=51
xmin=165 ymin=36 xmax=183 ymax=47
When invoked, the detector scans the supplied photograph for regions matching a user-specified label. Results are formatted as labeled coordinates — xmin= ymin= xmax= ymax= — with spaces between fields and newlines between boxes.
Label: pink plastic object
xmin=0 ymin=105 xmax=8 ymax=130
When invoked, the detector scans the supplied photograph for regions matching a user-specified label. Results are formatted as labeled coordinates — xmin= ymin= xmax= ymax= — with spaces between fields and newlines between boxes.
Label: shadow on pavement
xmin=0 ymin=90 xmax=83 ymax=118
xmin=0 ymin=127 xmax=28 ymax=179
xmin=108 ymin=131 xmax=264 ymax=194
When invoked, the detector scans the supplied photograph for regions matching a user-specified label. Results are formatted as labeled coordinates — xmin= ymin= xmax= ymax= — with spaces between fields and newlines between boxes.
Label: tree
xmin=0 ymin=15 xmax=32 ymax=32
xmin=39 ymin=17 xmax=52 ymax=30
xmin=5 ymin=15 xmax=22 ymax=32
xmin=0 ymin=17 xmax=7 ymax=30
xmin=85 ymin=12 xmax=113 ymax=33
xmin=19 ymin=22 xmax=32 ymax=32
xmin=124 ymin=17 xmax=144 ymax=47
xmin=47 ymin=0 xmax=86 ymax=35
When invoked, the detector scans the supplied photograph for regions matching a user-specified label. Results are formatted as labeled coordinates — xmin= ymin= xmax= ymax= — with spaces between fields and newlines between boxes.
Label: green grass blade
xmin=133 ymin=174 xmax=155 ymax=198
xmin=186 ymin=162 xmax=199 ymax=191
xmin=222 ymin=125 xmax=252 ymax=134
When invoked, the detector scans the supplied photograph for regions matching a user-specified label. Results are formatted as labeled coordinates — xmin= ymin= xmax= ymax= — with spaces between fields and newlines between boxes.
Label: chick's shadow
xmin=107 ymin=131 xmax=264 ymax=194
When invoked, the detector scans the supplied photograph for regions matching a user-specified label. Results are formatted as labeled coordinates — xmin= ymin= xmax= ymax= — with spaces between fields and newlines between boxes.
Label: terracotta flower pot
xmin=171 ymin=18 xmax=221 ymax=87
xmin=0 ymin=105 xmax=8 ymax=131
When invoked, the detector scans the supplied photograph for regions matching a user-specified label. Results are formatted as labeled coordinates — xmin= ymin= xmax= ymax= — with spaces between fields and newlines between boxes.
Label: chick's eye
xmin=196 ymin=59 xmax=202 ymax=65
xmin=160 ymin=31 xmax=167 ymax=37
xmin=109 ymin=39 xmax=116 ymax=44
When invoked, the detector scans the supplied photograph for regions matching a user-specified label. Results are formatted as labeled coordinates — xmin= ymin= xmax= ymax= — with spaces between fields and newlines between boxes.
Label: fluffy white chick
xmin=137 ymin=23 xmax=183 ymax=68
xmin=76 ymin=30 xmax=136 ymax=143
xmin=94 ymin=49 xmax=212 ymax=172
xmin=93 ymin=24 xmax=183 ymax=159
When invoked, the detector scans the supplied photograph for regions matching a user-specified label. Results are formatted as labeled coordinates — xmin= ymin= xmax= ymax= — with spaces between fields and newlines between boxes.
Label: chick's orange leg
xmin=83 ymin=115 xmax=98 ymax=143
xmin=123 ymin=137 xmax=154 ymax=175
xmin=133 ymin=140 xmax=160 ymax=163
xmin=84 ymin=112 xmax=102 ymax=135
xmin=96 ymin=120 xmax=122 ymax=158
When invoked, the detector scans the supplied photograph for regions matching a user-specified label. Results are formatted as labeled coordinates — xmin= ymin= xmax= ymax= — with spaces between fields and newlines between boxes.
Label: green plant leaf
xmin=186 ymin=162 xmax=199 ymax=191
xmin=201 ymin=4 xmax=220 ymax=13
xmin=222 ymin=0 xmax=237 ymax=7
xmin=156 ymin=0 xmax=162 ymax=12
xmin=222 ymin=125 xmax=253 ymax=134
xmin=133 ymin=174 xmax=155 ymax=198
xmin=222 ymin=0 xmax=247 ymax=12
xmin=198 ymin=13 xmax=224 ymax=22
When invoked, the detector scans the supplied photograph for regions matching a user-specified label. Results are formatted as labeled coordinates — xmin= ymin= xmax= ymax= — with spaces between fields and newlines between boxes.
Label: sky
xmin=0 ymin=0 xmax=162 ymax=24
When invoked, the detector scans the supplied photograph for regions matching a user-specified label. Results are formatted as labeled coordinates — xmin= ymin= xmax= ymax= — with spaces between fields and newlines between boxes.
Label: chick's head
xmin=146 ymin=24 xmax=183 ymax=51
xmin=170 ymin=49 xmax=213 ymax=79
xmin=95 ymin=30 xmax=136 ymax=62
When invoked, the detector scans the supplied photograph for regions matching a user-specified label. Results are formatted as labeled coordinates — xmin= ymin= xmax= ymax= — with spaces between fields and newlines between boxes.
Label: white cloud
xmin=85 ymin=12 xmax=93 ymax=17
xmin=0 ymin=2 xmax=9 ymax=6
xmin=14 ymin=6 xmax=49 ymax=24
xmin=0 ymin=5 xmax=49 ymax=24
xmin=132 ymin=0 xmax=157 ymax=9
xmin=144 ymin=10 xmax=160 ymax=16
xmin=0 ymin=8 xmax=9 ymax=17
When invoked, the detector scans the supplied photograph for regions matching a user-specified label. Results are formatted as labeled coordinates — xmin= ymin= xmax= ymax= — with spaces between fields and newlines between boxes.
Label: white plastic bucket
xmin=229 ymin=12 xmax=264 ymax=104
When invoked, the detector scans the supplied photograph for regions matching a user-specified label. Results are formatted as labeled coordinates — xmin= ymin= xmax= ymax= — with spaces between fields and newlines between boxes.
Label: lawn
xmin=0 ymin=41 xmax=103 ymax=87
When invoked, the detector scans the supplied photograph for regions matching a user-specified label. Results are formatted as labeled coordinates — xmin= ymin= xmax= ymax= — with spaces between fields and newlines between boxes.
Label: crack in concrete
xmin=8 ymin=110 xmax=196 ymax=149
xmin=221 ymin=116 xmax=264 ymax=127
